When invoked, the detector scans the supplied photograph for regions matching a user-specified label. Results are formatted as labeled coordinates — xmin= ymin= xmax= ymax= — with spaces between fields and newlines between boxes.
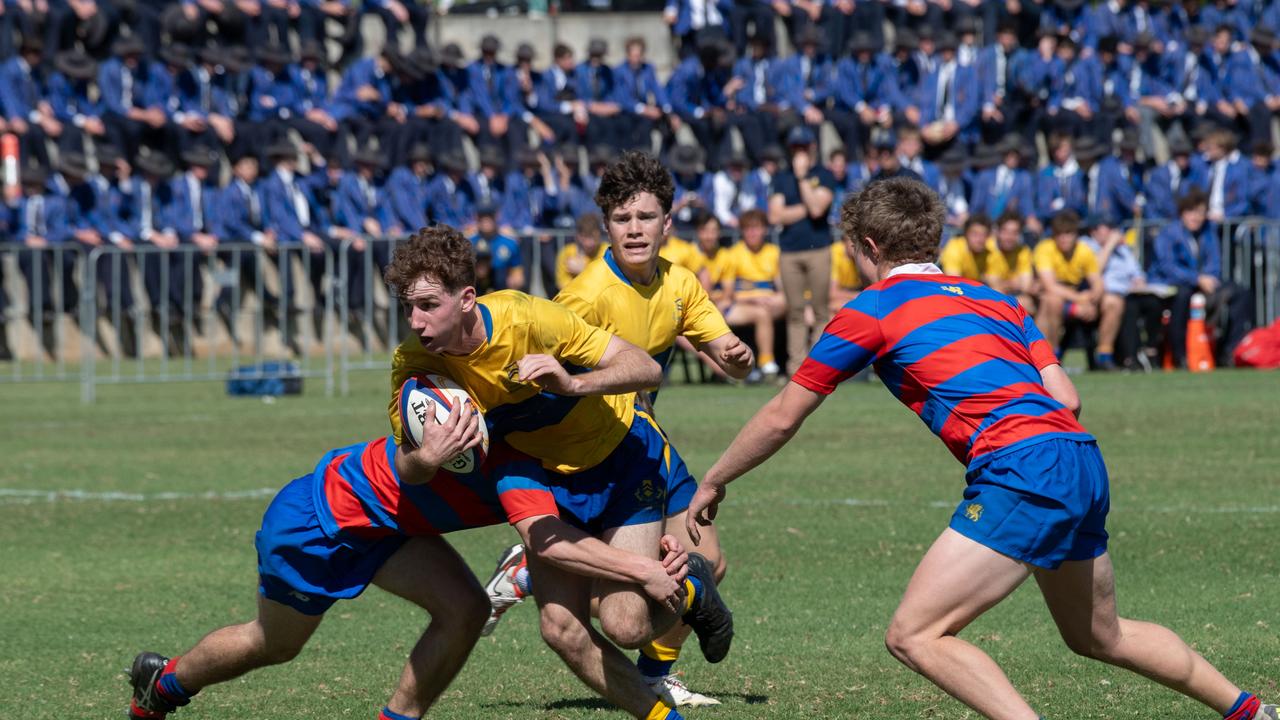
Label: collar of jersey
xmin=886 ymin=262 xmax=943 ymax=278
xmin=477 ymin=301 xmax=494 ymax=342
xmin=603 ymin=247 xmax=659 ymax=288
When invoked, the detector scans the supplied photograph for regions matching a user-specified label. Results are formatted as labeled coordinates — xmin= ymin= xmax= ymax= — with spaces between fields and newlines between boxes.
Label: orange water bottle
xmin=2 ymin=133 xmax=18 ymax=199
xmin=1186 ymin=292 xmax=1215 ymax=372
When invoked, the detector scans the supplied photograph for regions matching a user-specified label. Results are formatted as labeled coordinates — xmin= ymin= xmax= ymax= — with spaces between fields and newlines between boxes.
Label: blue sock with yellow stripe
xmin=637 ymin=640 xmax=681 ymax=678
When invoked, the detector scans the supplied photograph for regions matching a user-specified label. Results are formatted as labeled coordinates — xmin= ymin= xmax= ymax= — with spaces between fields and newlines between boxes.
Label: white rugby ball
xmin=398 ymin=374 xmax=490 ymax=474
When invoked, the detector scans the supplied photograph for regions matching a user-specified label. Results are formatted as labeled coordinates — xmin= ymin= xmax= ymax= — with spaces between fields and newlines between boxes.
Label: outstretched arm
xmin=517 ymin=335 xmax=662 ymax=397
xmin=687 ymin=381 xmax=827 ymax=542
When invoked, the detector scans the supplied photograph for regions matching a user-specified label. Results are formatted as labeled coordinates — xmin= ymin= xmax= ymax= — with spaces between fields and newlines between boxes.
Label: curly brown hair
xmin=595 ymin=150 xmax=675 ymax=217
xmin=383 ymin=225 xmax=476 ymax=297
xmin=840 ymin=178 xmax=944 ymax=266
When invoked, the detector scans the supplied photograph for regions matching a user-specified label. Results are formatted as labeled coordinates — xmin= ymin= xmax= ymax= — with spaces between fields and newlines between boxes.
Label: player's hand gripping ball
xmin=399 ymin=374 xmax=490 ymax=474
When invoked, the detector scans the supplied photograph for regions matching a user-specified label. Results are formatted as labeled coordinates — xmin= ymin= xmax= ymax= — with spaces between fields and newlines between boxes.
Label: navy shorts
xmin=255 ymin=476 xmax=406 ymax=615
xmin=545 ymin=409 xmax=695 ymax=534
xmin=950 ymin=437 xmax=1110 ymax=570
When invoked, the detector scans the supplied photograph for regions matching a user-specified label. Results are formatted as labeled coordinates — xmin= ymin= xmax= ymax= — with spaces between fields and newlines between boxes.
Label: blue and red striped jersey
xmin=793 ymin=271 xmax=1092 ymax=467
xmin=310 ymin=436 xmax=558 ymax=541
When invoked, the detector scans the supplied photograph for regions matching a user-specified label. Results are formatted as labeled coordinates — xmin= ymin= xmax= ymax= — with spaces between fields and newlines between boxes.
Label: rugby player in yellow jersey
xmin=939 ymin=214 xmax=998 ymax=281
xmin=1033 ymin=210 xmax=1103 ymax=357
xmin=555 ymin=213 xmax=608 ymax=291
xmin=990 ymin=211 xmax=1036 ymax=310
xmin=720 ymin=209 xmax=787 ymax=379
xmin=829 ymin=235 xmax=863 ymax=314
xmin=658 ymin=232 xmax=705 ymax=280
xmin=385 ymin=228 xmax=733 ymax=720
xmin=483 ymin=151 xmax=754 ymax=708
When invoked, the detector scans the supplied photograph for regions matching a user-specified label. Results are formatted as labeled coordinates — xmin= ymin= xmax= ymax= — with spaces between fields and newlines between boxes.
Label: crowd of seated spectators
xmin=1 ymin=0 xmax=1277 ymax=370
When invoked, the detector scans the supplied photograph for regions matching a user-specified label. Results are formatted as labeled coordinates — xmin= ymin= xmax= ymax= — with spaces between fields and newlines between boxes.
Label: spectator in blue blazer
xmin=918 ymin=32 xmax=980 ymax=152
xmin=46 ymin=49 xmax=106 ymax=153
xmin=1 ymin=37 xmax=62 ymax=166
xmin=727 ymin=0 xmax=778 ymax=57
xmin=437 ymin=43 xmax=482 ymax=145
xmin=536 ymin=43 xmax=584 ymax=149
xmin=889 ymin=30 xmax=925 ymax=117
xmin=614 ymin=36 xmax=674 ymax=153
xmin=978 ymin=20 xmax=1029 ymax=145
xmin=1201 ymin=128 xmax=1251 ymax=221
xmin=469 ymin=34 xmax=527 ymax=163
xmin=162 ymin=145 xmax=223 ymax=329
xmin=1038 ymin=132 xmax=1088 ymax=221
xmin=1146 ymin=133 xmax=1209 ymax=220
xmin=99 ymin=35 xmax=171 ymax=162
xmin=1078 ymin=136 xmax=1139 ymax=227
xmin=386 ymin=144 xmax=433 ymax=233
xmin=1046 ymin=35 xmax=1102 ymax=139
xmin=575 ymin=38 xmax=626 ymax=153
xmin=1245 ymin=139 xmax=1275 ymax=214
xmin=667 ymin=38 xmax=736 ymax=170
xmin=261 ymin=140 xmax=331 ymax=351
xmin=427 ymin=151 xmax=478 ymax=235
xmin=971 ymin=134 xmax=1041 ymax=234
xmin=174 ymin=47 xmax=238 ymax=154
xmin=829 ymin=31 xmax=901 ymax=163
xmin=509 ymin=43 xmax=556 ymax=149
xmin=1148 ymin=189 xmax=1253 ymax=366
xmin=1235 ymin=27 xmax=1280 ymax=146
xmin=728 ymin=33 xmax=790 ymax=166
xmin=14 ymin=164 xmax=76 ymax=356
xmin=771 ymin=26 xmax=832 ymax=155
xmin=664 ymin=0 xmax=731 ymax=59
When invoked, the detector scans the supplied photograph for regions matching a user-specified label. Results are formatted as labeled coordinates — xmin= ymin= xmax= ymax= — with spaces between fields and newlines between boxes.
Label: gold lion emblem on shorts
xmin=964 ymin=503 xmax=984 ymax=522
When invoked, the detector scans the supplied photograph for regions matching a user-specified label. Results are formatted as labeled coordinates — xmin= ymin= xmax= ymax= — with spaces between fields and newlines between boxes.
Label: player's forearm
xmin=705 ymin=388 xmax=806 ymax=487
xmin=516 ymin=515 xmax=658 ymax=584
xmin=394 ymin=446 xmax=440 ymax=485
xmin=570 ymin=346 xmax=661 ymax=396
xmin=799 ymin=185 xmax=833 ymax=219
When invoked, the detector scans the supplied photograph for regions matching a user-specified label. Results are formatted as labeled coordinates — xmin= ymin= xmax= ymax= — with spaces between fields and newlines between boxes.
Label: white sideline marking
xmin=0 ymin=487 xmax=278 ymax=505
xmin=0 ymin=489 xmax=1275 ymax=515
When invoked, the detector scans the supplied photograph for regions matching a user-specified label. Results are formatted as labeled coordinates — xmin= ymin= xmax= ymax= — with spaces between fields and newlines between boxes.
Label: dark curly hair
xmin=384 ymin=225 xmax=476 ymax=297
xmin=841 ymin=178 xmax=944 ymax=266
xmin=594 ymin=150 xmax=675 ymax=218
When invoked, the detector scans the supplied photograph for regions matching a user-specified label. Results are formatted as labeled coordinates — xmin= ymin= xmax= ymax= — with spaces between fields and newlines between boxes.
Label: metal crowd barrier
xmin=4 ymin=216 xmax=1276 ymax=403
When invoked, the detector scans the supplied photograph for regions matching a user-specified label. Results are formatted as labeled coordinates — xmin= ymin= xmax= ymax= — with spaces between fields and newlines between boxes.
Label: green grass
xmin=1 ymin=370 xmax=1278 ymax=719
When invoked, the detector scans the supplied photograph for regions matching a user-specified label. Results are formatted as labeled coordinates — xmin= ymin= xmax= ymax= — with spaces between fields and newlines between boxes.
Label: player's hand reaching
xmin=642 ymin=544 xmax=687 ymax=614
xmin=517 ymin=354 xmax=578 ymax=395
xmin=660 ymin=534 xmax=689 ymax=584
xmin=407 ymin=399 xmax=482 ymax=480
xmin=686 ymin=481 xmax=726 ymax=545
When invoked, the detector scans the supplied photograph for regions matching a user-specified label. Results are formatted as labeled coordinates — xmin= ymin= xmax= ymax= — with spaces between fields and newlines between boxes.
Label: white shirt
xmin=187 ymin=173 xmax=203 ymax=231
xmin=936 ymin=61 xmax=957 ymax=122
xmin=887 ymin=262 xmax=943 ymax=277
xmin=278 ymin=168 xmax=311 ymax=228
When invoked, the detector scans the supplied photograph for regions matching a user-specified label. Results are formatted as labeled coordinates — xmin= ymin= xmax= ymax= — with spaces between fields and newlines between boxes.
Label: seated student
xmin=1148 ymin=189 xmax=1255 ymax=368
xmin=691 ymin=210 xmax=729 ymax=301
xmin=469 ymin=204 xmax=525 ymax=292
xmin=1033 ymin=210 xmax=1104 ymax=359
xmin=988 ymin=211 xmax=1036 ymax=310
xmin=939 ymin=213 xmax=996 ymax=281
xmin=829 ymin=236 xmax=862 ymax=315
xmin=659 ymin=231 xmax=706 ymax=282
xmin=554 ymin=212 xmax=606 ymax=292
xmin=719 ymin=209 xmax=786 ymax=379
xmin=1081 ymin=216 xmax=1164 ymax=371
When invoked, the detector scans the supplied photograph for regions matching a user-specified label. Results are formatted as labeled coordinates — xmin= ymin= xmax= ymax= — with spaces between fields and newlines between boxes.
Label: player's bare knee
xmin=539 ymin=605 xmax=592 ymax=658
xmin=257 ymin=639 xmax=306 ymax=666
xmin=883 ymin=623 xmax=924 ymax=670
xmin=598 ymin=596 xmax=654 ymax=649
xmin=441 ymin=585 xmax=490 ymax=638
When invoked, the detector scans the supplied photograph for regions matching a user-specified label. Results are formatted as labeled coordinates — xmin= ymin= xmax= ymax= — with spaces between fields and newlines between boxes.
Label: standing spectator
xmin=1201 ymin=128 xmax=1250 ymax=221
xmin=555 ymin=212 xmax=606 ymax=291
xmin=1148 ymin=189 xmax=1253 ymax=367
xmin=1145 ymin=133 xmax=1208 ymax=220
xmin=769 ymin=125 xmax=836 ymax=377
xmin=613 ymin=36 xmax=674 ymax=153
xmin=261 ymin=140 xmax=331 ymax=352
xmin=1034 ymin=210 xmax=1104 ymax=358
xmin=663 ymin=0 xmax=730 ymax=59
xmin=470 ymin=203 xmax=526 ymax=292
xmin=719 ymin=208 xmax=785 ymax=379
xmin=14 ymin=164 xmax=76 ymax=358
xmin=214 ymin=150 xmax=279 ymax=341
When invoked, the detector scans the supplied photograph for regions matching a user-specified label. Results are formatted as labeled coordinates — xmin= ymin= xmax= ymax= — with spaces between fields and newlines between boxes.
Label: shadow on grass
xmin=481 ymin=693 xmax=770 ymax=711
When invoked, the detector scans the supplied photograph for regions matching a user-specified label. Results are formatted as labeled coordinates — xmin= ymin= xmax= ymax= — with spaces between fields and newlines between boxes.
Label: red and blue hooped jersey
xmin=793 ymin=272 xmax=1092 ymax=467
xmin=310 ymin=436 xmax=558 ymax=541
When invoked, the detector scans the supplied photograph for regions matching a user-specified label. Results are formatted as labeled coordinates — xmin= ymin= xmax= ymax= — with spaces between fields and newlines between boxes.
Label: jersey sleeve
xmin=1077 ymin=243 xmax=1101 ymax=276
xmin=532 ymin=296 xmax=612 ymax=368
xmin=488 ymin=443 xmax=560 ymax=524
xmin=1018 ymin=304 xmax=1059 ymax=369
xmin=1032 ymin=241 xmax=1057 ymax=275
xmin=791 ymin=294 xmax=884 ymax=394
xmin=1014 ymin=247 xmax=1033 ymax=276
xmin=552 ymin=286 xmax=601 ymax=328
xmin=676 ymin=267 xmax=732 ymax=347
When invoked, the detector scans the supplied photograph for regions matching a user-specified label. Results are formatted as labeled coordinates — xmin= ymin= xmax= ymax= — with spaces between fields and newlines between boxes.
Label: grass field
xmin=1 ymin=369 xmax=1278 ymax=719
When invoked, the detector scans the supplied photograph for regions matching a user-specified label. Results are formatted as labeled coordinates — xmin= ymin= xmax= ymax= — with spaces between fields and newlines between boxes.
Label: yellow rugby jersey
xmin=659 ymin=235 xmax=704 ymax=275
xmin=830 ymin=240 xmax=861 ymax=290
xmin=389 ymin=291 xmax=635 ymax=474
xmin=939 ymin=236 xmax=992 ymax=280
xmin=556 ymin=249 xmax=730 ymax=394
xmin=555 ymin=243 xmax=607 ymax=290
xmin=1033 ymin=239 xmax=1100 ymax=286
xmin=989 ymin=243 xmax=1033 ymax=281
xmin=721 ymin=242 xmax=780 ymax=297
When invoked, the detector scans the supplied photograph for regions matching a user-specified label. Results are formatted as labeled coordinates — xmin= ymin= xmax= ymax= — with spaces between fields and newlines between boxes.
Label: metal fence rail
xmin=2 ymin=217 xmax=1277 ymax=403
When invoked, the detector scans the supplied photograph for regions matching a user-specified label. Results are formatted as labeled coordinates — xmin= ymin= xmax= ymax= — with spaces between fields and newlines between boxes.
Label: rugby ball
xmin=398 ymin=374 xmax=490 ymax=474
